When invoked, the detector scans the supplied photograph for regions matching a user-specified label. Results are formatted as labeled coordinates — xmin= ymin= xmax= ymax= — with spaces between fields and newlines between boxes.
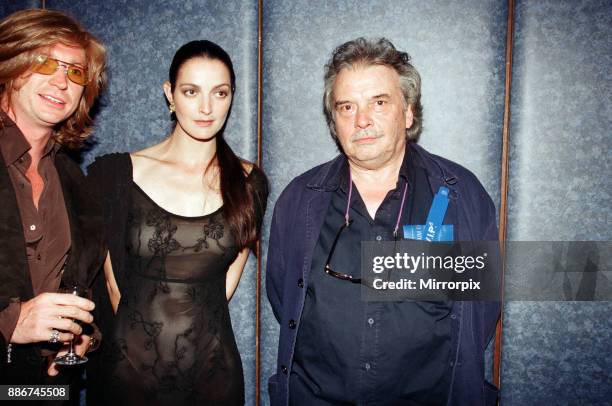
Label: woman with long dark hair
xmin=86 ymin=40 xmax=268 ymax=405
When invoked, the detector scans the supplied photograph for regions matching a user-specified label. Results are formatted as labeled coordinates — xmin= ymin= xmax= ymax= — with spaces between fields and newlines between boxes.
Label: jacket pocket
xmin=484 ymin=380 xmax=499 ymax=405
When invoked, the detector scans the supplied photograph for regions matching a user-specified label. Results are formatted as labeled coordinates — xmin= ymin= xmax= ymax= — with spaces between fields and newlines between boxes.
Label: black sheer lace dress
xmin=102 ymin=170 xmax=266 ymax=406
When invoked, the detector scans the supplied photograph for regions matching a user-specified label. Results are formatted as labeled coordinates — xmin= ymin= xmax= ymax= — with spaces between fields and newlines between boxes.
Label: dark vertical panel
xmin=260 ymin=1 xmax=508 ymax=404
xmin=44 ymin=0 xmax=259 ymax=403
xmin=1 ymin=0 xmax=40 ymax=17
xmin=494 ymin=0 xmax=516 ymax=388
xmin=504 ymin=0 xmax=612 ymax=404
xmin=255 ymin=1 xmax=264 ymax=404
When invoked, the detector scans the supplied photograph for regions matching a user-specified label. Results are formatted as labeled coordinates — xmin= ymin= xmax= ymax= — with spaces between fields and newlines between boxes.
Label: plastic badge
xmin=403 ymin=186 xmax=453 ymax=242
xmin=403 ymin=224 xmax=454 ymax=242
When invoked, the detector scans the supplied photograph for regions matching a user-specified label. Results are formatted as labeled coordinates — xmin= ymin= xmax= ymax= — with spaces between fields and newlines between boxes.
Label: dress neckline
xmin=131 ymin=181 xmax=223 ymax=220
xmin=127 ymin=152 xmax=257 ymax=219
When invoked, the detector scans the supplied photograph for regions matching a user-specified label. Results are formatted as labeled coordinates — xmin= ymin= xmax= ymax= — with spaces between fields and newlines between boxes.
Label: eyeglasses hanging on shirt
xmin=324 ymin=169 xmax=451 ymax=285
xmin=323 ymin=170 xmax=409 ymax=284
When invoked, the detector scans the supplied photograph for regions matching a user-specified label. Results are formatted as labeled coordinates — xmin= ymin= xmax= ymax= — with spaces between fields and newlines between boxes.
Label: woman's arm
xmin=104 ymin=252 xmax=121 ymax=314
xmin=226 ymin=248 xmax=250 ymax=300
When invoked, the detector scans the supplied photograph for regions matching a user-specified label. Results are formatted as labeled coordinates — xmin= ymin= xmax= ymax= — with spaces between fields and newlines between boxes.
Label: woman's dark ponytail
xmin=169 ymin=40 xmax=260 ymax=249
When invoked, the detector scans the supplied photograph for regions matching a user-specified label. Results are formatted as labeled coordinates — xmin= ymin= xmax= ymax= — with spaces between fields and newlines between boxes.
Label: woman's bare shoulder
xmin=130 ymin=143 xmax=173 ymax=179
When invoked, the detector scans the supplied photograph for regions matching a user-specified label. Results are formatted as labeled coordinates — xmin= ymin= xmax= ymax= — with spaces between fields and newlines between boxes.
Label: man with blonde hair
xmin=0 ymin=8 xmax=107 ymax=391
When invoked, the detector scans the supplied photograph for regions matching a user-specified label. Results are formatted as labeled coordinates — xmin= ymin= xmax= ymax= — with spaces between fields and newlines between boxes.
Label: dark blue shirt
xmin=290 ymin=145 xmax=452 ymax=405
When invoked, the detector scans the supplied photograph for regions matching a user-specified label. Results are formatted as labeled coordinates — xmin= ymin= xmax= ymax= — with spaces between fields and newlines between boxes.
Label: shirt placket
xmin=359 ymin=206 xmax=393 ymax=403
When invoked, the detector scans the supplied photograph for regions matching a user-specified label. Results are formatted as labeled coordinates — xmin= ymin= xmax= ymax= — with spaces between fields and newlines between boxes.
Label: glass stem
xmin=68 ymin=334 xmax=75 ymax=355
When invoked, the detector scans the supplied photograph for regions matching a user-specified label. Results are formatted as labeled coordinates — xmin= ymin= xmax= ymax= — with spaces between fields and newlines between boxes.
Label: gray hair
xmin=323 ymin=37 xmax=423 ymax=143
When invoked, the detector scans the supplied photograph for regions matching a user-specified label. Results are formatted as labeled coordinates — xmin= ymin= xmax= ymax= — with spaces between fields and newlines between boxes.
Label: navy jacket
xmin=266 ymin=143 xmax=500 ymax=405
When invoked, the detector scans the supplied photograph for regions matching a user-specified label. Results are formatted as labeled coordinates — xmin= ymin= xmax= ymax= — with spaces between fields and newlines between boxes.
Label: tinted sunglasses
xmin=323 ymin=219 xmax=362 ymax=284
xmin=32 ymin=55 xmax=88 ymax=86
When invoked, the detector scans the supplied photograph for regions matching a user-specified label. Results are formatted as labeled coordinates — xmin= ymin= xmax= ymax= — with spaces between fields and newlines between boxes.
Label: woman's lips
xmin=194 ymin=119 xmax=214 ymax=127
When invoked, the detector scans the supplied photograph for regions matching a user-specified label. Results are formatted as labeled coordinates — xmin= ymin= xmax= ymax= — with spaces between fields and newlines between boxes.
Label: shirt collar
xmin=336 ymin=142 xmax=420 ymax=194
xmin=0 ymin=111 xmax=58 ymax=167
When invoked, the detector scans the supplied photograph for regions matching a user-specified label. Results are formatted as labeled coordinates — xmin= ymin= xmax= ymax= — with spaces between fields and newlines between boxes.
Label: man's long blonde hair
xmin=0 ymin=9 xmax=107 ymax=148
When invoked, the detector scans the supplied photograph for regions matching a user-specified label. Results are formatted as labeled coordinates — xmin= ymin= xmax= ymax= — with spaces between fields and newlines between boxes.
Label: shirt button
xmin=297 ymin=278 xmax=304 ymax=288
xmin=281 ymin=365 xmax=288 ymax=375
xmin=29 ymin=224 xmax=36 ymax=231
xmin=367 ymin=318 xmax=374 ymax=326
xmin=37 ymin=254 xmax=41 ymax=261
xmin=288 ymin=319 xmax=296 ymax=329
xmin=376 ymin=235 xmax=382 ymax=241
xmin=365 ymin=362 xmax=371 ymax=370
xmin=450 ymin=314 xmax=457 ymax=320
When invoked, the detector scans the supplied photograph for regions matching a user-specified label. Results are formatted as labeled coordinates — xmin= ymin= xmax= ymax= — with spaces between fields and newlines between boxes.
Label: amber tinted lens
xmin=32 ymin=55 xmax=88 ymax=86
xmin=32 ymin=56 xmax=59 ymax=75
xmin=66 ymin=67 xmax=87 ymax=85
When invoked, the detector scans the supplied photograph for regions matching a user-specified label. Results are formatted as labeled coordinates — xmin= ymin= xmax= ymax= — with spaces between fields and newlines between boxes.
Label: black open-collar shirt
xmin=290 ymin=143 xmax=452 ymax=405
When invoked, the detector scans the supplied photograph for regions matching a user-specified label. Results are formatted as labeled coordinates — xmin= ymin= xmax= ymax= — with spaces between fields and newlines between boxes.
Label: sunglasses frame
xmin=32 ymin=55 xmax=88 ymax=86
xmin=323 ymin=219 xmax=363 ymax=284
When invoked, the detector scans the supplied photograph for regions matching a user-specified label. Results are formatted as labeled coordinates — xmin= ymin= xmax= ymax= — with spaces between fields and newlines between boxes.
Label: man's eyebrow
xmin=370 ymin=93 xmax=391 ymax=99
xmin=334 ymin=99 xmax=351 ymax=107
xmin=64 ymin=61 xmax=86 ymax=68
xmin=44 ymin=54 xmax=86 ymax=68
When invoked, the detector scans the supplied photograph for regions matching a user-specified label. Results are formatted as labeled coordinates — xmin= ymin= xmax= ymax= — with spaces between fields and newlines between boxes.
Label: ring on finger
xmin=49 ymin=329 xmax=60 ymax=344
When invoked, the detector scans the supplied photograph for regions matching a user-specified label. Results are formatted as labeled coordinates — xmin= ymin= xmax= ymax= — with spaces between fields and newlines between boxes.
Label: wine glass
xmin=54 ymin=285 xmax=91 ymax=366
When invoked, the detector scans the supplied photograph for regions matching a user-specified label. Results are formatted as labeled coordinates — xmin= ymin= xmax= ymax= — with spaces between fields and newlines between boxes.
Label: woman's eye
xmin=217 ymin=91 xmax=227 ymax=97
xmin=184 ymin=89 xmax=196 ymax=96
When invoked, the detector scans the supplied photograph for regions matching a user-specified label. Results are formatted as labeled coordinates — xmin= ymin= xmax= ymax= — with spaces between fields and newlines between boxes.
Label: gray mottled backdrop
xmin=1 ymin=1 xmax=611 ymax=405
xmin=502 ymin=0 xmax=612 ymax=404
xmin=1 ymin=0 xmax=39 ymax=14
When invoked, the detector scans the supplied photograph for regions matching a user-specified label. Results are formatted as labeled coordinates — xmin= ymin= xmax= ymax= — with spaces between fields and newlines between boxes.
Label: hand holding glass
xmin=54 ymin=285 xmax=91 ymax=366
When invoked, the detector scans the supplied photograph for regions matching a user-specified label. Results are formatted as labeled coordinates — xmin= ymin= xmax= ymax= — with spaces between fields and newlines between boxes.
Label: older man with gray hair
xmin=267 ymin=37 xmax=500 ymax=405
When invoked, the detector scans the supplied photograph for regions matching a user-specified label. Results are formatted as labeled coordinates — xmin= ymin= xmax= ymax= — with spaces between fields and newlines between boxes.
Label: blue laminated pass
xmin=403 ymin=224 xmax=454 ymax=242
xmin=403 ymin=186 xmax=454 ymax=242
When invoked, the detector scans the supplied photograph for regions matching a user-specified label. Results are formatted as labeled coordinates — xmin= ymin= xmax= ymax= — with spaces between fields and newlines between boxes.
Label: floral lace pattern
xmin=102 ymin=183 xmax=245 ymax=405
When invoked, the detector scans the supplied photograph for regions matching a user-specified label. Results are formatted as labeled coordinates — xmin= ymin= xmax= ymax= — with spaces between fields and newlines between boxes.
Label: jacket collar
xmin=410 ymin=143 xmax=460 ymax=190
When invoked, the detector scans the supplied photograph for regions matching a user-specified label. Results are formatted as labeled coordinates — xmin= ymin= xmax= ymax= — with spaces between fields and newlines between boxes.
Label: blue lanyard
xmin=423 ymin=186 xmax=450 ymax=241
